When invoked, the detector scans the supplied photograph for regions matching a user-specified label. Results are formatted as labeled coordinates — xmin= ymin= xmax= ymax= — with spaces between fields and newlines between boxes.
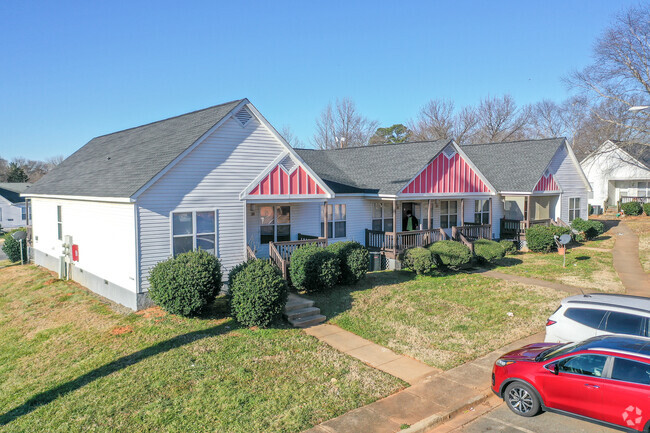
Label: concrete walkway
xmin=304 ymin=324 xmax=440 ymax=385
xmin=472 ymin=269 xmax=584 ymax=295
xmin=612 ymin=221 xmax=650 ymax=296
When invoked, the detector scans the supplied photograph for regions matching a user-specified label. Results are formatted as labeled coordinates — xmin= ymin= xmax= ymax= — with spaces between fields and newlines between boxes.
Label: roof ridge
xmin=295 ymin=139 xmax=450 ymax=152
xmin=92 ymin=99 xmax=245 ymax=140
xmin=462 ymin=137 xmax=565 ymax=147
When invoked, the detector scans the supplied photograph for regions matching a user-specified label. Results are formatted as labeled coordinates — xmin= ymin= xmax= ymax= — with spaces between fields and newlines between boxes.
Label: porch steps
xmin=284 ymin=293 xmax=326 ymax=328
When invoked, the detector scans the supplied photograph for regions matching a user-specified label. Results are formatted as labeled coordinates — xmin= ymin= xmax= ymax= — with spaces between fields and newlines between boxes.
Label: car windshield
xmin=536 ymin=342 xmax=581 ymax=362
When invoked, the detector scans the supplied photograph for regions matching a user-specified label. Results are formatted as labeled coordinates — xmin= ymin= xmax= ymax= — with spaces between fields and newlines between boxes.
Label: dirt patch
xmin=43 ymin=278 xmax=59 ymax=285
xmin=136 ymin=306 xmax=167 ymax=319
xmin=110 ymin=325 xmax=134 ymax=335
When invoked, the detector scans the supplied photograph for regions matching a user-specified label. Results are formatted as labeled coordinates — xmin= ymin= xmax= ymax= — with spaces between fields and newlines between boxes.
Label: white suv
xmin=545 ymin=293 xmax=650 ymax=343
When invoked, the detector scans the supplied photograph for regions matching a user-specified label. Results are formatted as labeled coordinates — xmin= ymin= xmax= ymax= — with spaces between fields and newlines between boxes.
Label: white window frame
xmin=170 ymin=209 xmax=217 ymax=256
xmin=568 ymin=197 xmax=581 ymax=222
xmin=637 ymin=181 xmax=649 ymax=197
xmin=21 ymin=205 xmax=26 ymax=221
xmin=371 ymin=201 xmax=394 ymax=232
xmin=440 ymin=200 xmax=458 ymax=229
xmin=321 ymin=204 xmax=346 ymax=239
xmin=474 ymin=199 xmax=490 ymax=225
xmin=259 ymin=205 xmax=291 ymax=244
xmin=57 ymin=205 xmax=62 ymax=240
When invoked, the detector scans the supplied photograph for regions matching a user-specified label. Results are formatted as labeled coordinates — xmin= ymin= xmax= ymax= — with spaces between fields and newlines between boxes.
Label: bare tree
xmin=473 ymin=95 xmax=532 ymax=143
xmin=45 ymin=155 xmax=65 ymax=167
xmin=409 ymin=99 xmax=480 ymax=144
xmin=312 ymin=98 xmax=378 ymax=149
xmin=279 ymin=125 xmax=304 ymax=148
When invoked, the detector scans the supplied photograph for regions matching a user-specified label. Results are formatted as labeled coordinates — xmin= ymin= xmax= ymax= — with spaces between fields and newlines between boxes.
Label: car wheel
xmin=504 ymin=382 xmax=541 ymax=417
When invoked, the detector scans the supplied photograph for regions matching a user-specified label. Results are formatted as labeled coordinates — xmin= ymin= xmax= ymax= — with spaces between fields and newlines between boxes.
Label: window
xmin=21 ymin=206 xmax=26 ymax=221
xmin=259 ymin=206 xmax=290 ymax=244
xmin=564 ymin=308 xmax=608 ymax=329
xmin=171 ymin=210 xmax=216 ymax=256
xmin=440 ymin=200 xmax=458 ymax=229
xmin=57 ymin=205 xmax=62 ymax=240
xmin=474 ymin=200 xmax=490 ymax=224
xmin=321 ymin=204 xmax=346 ymax=238
xmin=558 ymin=354 xmax=607 ymax=377
xmin=638 ymin=182 xmax=649 ymax=197
xmin=568 ymin=197 xmax=580 ymax=222
xmin=603 ymin=311 xmax=645 ymax=336
xmin=371 ymin=202 xmax=394 ymax=232
xmin=611 ymin=358 xmax=650 ymax=385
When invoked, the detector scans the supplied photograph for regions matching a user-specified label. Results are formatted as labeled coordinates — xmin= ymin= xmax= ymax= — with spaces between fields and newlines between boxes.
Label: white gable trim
xmin=21 ymin=193 xmax=134 ymax=203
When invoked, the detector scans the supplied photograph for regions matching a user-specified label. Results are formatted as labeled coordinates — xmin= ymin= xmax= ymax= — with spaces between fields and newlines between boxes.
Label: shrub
xmin=229 ymin=259 xmax=288 ymax=327
xmin=588 ymin=204 xmax=593 ymax=215
xmin=525 ymin=225 xmax=571 ymax=253
xmin=2 ymin=228 xmax=28 ymax=263
xmin=148 ymin=249 xmax=222 ymax=316
xmin=289 ymin=244 xmax=341 ymax=292
xmin=644 ymin=203 xmax=650 ymax=216
xmin=228 ymin=260 xmax=251 ymax=288
xmin=571 ymin=218 xmax=605 ymax=241
xmin=403 ymin=247 xmax=436 ymax=275
xmin=473 ymin=239 xmax=506 ymax=264
xmin=499 ymin=239 xmax=517 ymax=255
xmin=622 ymin=201 xmax=643 ymax=216
xmin=326 ymin=241 xmax=369 ymax=284
xmin=429 ymin=240 xmax=472 ymax=269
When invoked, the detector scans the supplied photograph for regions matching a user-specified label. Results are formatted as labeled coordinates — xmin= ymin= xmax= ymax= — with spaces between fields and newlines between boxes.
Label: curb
xmin=400 ymin=392 xmax=491 ymax=433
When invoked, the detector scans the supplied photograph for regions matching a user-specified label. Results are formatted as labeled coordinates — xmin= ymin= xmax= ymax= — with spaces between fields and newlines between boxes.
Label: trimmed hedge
xmin=148 ymin=249 xmax=222 ymax=316
xmin=525 ymin=225 xmax=571 ymax=253
xmin=622 ymin=201 xmax=643 ymax=216
xmin=429 ymin=240 xmax=472 ymax=269
xmin=228 ymin=260 xmax=251 ymax=288
xmin=499 ymin=240 xmax=517 ymax=255
xmin=326 ymin=241 xmax=369 ymax=284
xmin=289 ymin=244 xmax=341 ymax=292
xmin=403 ymin=247 xmax=437 ymax=275
xmin=571 ymin=217 xmax=605 ymax=241
xmin=474 ymin=239 xmax=506 ymax=264
xmin=644 ymin=203 xmax=650 ymax=216
xmin=2 ymin=228 xmax=28 ymax=263
xmin=229 ymin=259 xmax=288 ymax=327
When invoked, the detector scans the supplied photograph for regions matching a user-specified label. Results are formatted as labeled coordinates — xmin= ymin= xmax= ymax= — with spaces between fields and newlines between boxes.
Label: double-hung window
xmin=568 ymin=198 xmax=580 ymax=222
xmin=321 ymin=204 xmax=346 ymax=238
xmin=638 ymin=182 xmax=649 ymax=197
xmin=371 ymin=202 xmax=394 ymax=232
xmin=440 ymin=200 xmax=458 ymax=229
xmin=57 ymin=206 xmax=62 ymax=240
xmin=259 ymin=206 xmax=290 ymax=244
xmin=474 ymin=199 xmax=489 ymax=224
xmin=21 ymin=206 xmax=26 ymax=221
xmin=172 ymin=210 xmax=216 ymax=256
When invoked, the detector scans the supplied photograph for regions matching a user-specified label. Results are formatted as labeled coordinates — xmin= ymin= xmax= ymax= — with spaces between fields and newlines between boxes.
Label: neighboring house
xmin=24 ymin=99 xmax=591 ymax=310
xmin=0 ymin=183 xmax=31 ymax=230
xmin=581 ymin=140 xmax=650 ymax=209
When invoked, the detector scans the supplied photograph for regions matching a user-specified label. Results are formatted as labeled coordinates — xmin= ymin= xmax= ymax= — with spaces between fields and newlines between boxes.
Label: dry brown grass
xmin=625 ymin=218 xmax=650 ymax=273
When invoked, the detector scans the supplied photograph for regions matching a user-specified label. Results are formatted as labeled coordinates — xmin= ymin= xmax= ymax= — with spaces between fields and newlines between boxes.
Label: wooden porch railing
xmin=365 ymin=229 xmax=395 ymax=251
xmin=365 ymin=228 xmax=446 ymax=254
xmin=297 ymin=233 xmax=320 ymax=240
xmin=268 ymin=237 xmax=328 ymax=279
xmin=500 ymin=218 xmax=552 ymax=240
xmin=452 ymin=224 xmax=492 ymax=241
xmin=619 ymin=196 xmax=648 ymax=211
xmin=246 ymin=245 xmax=257 ymax=261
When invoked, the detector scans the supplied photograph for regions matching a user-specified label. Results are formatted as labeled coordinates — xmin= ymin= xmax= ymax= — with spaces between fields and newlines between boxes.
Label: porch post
xmin=460 ymin=199 xmax=464 ymax=226
xmin=428 ymin=199 xmax=432 ymax=230
xmin=526 ymin=195 xmax=532 ymax=226
xmin=323 ymin=201 xmax=328 ymax=239
xmin=392 ymin=199 xmax=397 ymax=255
xmin=488 ymin=197 xmax=493 ymax=240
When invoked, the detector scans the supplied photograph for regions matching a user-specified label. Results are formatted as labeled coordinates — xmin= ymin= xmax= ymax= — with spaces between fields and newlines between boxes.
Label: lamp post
xmin=335 ymin=136 xmax=346 ymax=148
xmin=629 ymin=106 xmax=650 ymax=112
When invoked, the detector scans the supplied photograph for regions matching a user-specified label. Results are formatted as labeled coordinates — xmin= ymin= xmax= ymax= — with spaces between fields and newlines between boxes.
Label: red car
xmin=492 ymin=335 xmax=650 ymax=432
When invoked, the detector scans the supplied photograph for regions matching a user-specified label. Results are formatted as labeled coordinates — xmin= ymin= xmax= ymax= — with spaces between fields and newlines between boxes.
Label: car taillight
xmin=546 ymin=320 xmax=556 ymax=326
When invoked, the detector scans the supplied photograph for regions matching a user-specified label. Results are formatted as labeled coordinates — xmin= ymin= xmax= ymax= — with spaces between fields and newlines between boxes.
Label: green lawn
xmin=625 ymin=217 xmax=650 ymax=273
xmin=493 ymin=248 xmax=624 ymax=293
xmin=309 ymin=271 xmax=565 ymax=370
xmin=0 ymin=265 xmax=404 ymax=433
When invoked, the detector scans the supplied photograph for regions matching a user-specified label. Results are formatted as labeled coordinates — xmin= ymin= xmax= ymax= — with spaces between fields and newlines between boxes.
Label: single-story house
xmin=23 ymin=99 xmax=591 ymax=310
xmin=0 ymin=182 xmax=31 ymax=230
xmin=580 ymin=140 xmax=650 ymax=210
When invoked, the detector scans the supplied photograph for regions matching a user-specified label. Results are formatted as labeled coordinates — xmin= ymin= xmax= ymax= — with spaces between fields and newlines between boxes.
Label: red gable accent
xmin=249 ymin=164 xmax=326 ymax=196
xmin=534 ymin=173 xmax=559 ymax=192
xmin=401 ymin=152 xmax=490 ymax=194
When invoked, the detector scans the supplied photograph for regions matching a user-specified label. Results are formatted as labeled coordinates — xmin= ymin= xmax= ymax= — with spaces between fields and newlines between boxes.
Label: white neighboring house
xmin=581 ymin=140 xmax=650 ymax=209
xmin=0 ymin=183 xmax=30 ymax=230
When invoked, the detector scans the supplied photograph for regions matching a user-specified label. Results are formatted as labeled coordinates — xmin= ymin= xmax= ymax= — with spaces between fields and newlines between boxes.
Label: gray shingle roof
xmin=0 ymin=183 xmax=31 ymax=203
xmin=295 ymin=140 xmax=451 ymax=194
xmin=26 ymin=99 xmax=245 ymax=198
xmin=461 ymin=138 xmax=566 ymax=192
xmin=616 ymin=142 xmax=650 ymax=170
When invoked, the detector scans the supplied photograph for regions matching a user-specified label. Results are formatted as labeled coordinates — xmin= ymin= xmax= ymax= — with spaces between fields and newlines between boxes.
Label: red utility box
xmin=72 ymin=244 xmax=79 ymax=262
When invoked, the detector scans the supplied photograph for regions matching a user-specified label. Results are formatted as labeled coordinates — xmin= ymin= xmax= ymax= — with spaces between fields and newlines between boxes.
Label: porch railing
xmin=365 ymin=228 xmax=447 ymax=254
xmin=452 ymin=224 xmax=492 ymax=241
xmin=268 ymin=237 xmax=328 ymax=279
xmin=246 ymin=245 xmax=257 ymax=261
xmin=500 ymin=218 xmax=552 ymax=240
xmin=619 ymin=196 xmax=648 ymax=210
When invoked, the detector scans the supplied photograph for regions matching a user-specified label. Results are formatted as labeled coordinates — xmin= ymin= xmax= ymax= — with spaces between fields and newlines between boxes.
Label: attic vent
xmin=442 ymin=145 xmax=457 ymax=159
xmin=235 ymin=108 xmax=252 ymax=127
xmin=279 ymin=154 xmax=297 ymax=173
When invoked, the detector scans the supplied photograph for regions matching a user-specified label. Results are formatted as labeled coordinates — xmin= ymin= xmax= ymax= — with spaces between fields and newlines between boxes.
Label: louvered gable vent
xmin=442 ymin=145 xmax=456 ymax=159
xmin=235 ymin=108 xmax=252 ymax=127
xmin=279 ymin=154 xmax=297 ymax=173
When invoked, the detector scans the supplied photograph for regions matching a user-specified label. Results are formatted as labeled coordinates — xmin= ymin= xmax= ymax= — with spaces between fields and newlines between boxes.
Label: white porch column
xmin=322 ymin=201 xmax=328 ymax=240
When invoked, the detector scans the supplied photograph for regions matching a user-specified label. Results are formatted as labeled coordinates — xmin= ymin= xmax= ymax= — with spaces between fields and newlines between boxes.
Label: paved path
xmin=474 ymin=270 xmax=584 ymax=295
xmin=612 ymin=221 xmax=650 ymax=296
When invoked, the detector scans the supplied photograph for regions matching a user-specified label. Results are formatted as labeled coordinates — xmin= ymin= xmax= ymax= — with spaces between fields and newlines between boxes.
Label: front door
xmin=440 ymin=200 xmax=458 ymax=238
xmin=402 ymin=202 xmax=421 ymax=231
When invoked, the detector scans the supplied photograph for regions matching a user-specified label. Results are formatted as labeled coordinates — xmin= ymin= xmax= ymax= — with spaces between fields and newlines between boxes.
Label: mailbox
xmin=72 ymin=244 xmax=79 ymax=262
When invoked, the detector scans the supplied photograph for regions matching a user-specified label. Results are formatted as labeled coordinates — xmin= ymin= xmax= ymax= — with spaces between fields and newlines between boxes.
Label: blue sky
xmin=0 ymin=0 xmax=639 ymax=160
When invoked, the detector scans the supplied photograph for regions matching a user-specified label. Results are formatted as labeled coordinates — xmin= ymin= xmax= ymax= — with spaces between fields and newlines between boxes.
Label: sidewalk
xmin=612 ymin=221 xmax=650 ymax=296
xmin=303 ymin=331 xmax=544 ymax=433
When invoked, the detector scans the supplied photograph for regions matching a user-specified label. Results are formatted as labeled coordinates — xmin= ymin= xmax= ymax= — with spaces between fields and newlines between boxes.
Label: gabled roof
xmin=25 ymin=99 xmax=245 ymax=198
xmin=0 ymin=183 xmax=31 ymax=203
xmin=295 ymin=140 xmax=451 ymax=194
xmin=461 ymin=138 xmax=566 ymax=192
xmin=613 ymin=142 xmax=650 ymax=170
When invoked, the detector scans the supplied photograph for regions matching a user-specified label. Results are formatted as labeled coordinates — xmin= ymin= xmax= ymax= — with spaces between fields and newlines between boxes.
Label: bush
xmin=499 ymin=240 xmax=517 ymax=255
xmin=228 ymin=260 xmax=251 ymax=288
xmin=644 ymin=203 xmax=650 ymax=216
xmin=473 ymin=239 xmax=506 ymax=264
xmin=403 ymin=247 xmax=437 ymax=275
xmin=229 ymin=259 xmax=288 ymax=327
xmin=326 ymin=241 xmax=369 ymax=284
xmin=289 ymin=244 xmax=341 ymax=292
xmin=622 ymin=201 xmax=643 ymax=216
xmin=588 ymin=204 xmax=593 ymax=215
xmin=429 ymin=240 xmax=472 ymax=269
xmin=571 ymin=217 xmax=605 ymax=241
xmin=148 ymin=249 xmax=222 ymax=316
xmin=525 ymin=225 xmax=571 ymax=253
xmin=2 ymin=228 xmax=28 ymax=263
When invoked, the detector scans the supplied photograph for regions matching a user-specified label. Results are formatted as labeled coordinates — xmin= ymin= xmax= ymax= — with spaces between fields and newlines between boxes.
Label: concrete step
xmin=285 ymin=306 xmax=321 ymax=321
xmin=289 ymin=314 xmax=327 ymax=328
xmin=284 ymin=299 xmax=314 ymax=313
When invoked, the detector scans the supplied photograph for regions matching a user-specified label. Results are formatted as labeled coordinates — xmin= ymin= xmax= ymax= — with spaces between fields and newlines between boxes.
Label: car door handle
xmin=584 ymin=384 xmax=600 ymax=389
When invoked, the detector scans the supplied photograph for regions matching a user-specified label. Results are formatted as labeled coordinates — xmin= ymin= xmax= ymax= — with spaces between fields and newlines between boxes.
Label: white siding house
xmin=0 ymin=183 xmax=30 ymax=230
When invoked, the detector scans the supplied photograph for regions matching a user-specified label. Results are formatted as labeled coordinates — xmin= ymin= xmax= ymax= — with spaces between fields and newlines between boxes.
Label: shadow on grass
xmin=574 ymin=256 xmax=591 ymax=261
xmin=0 ymin=320 xmax=232 ymax=426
